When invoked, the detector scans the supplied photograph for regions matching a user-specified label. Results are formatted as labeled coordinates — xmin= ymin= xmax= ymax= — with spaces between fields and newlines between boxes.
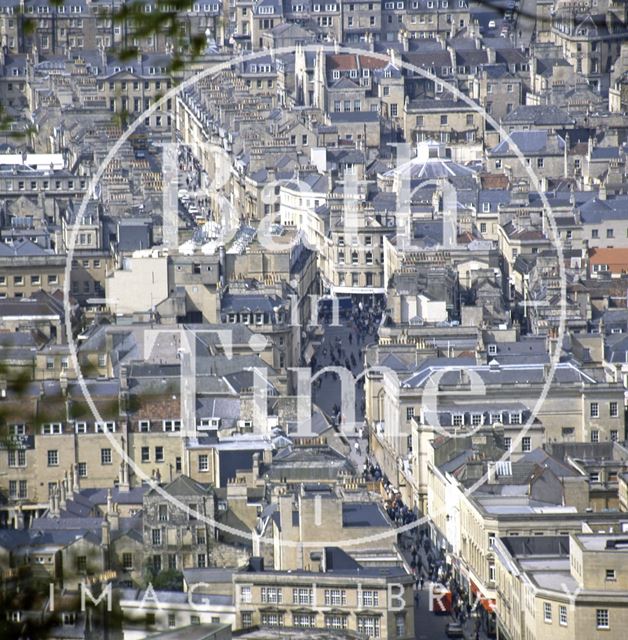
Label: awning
xmin=480 ymin=598 xmax=496 ymax=613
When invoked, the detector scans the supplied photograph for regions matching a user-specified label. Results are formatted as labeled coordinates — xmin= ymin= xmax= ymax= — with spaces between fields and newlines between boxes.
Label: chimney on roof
xmin=120 ymin=365 xmax=129 ymax=390
xmin=118 ymin=462 xmax=130 ymax=493
xmin=59 ymin=370 xmax=68 ymax=396
xmin=72 ymin=463 xmax=80 ymax=494
xmin=59 ymin=478 xmax=67 ymax=511
xmin=101 ymin=519 xmax=111 ymax=547
xmin=599 ymin=183 xmax=607 ymax=201
xmin=49 ymin=488 xmax=57 ymax=517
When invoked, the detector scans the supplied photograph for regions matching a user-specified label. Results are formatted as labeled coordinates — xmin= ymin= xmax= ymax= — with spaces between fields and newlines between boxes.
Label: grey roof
xmin=402 ymin=360 xmax=596 ymax=389
xmin=342 ymin=503 xmax=390 ymax=528
xmin=490 ymin=131 xmax=565 ymax=156
xmin=328 ymin=111 xmax=379 ymax=124
xmin=503 ymin=105 xmax=576 ymax=126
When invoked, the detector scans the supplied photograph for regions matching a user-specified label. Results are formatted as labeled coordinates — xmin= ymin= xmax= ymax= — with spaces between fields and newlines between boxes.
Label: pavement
xmin=309 ymin=309 xmax=380 ymax=473
xmin=398 ymin=531 xmax=493 ymax=640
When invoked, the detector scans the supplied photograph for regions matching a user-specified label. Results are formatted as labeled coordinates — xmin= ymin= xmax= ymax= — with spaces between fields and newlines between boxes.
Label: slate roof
xmin=490 ymin=131 xmax=565 ymax=156
xmin=503 ymin=105 xmax=576 ymax=127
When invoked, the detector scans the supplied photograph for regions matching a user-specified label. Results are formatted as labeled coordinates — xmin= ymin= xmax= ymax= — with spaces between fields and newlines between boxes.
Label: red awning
xmin=480 ymin=598 xmax=496 ymax=613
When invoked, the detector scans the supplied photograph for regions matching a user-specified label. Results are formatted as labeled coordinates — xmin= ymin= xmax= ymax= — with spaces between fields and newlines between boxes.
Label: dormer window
xmin=509 ymin=412 xmax=522 ymax=425
xmin=488 ymin=344 xmax=497 ymax=356
xmin=332 ymin=70 xmax=340 ymax=79
xmin=139 ymin=420 xmax=151 ymax=432
xmin=95 ymin=421 xmax=116 ymax=433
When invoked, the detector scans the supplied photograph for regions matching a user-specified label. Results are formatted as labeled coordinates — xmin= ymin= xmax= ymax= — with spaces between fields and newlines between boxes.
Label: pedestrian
xmin=419 ymin=577 xmax=424 ymax=590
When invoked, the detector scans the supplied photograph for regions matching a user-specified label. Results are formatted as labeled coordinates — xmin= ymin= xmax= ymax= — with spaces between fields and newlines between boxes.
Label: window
xmin=592 ymin=229 xmax=599 ymax=239
xmin=78 ymin=462 xmax=87 ymax=477
xmin=325 ymin=614 xmax=347 ymax=629
xmin=47 ymin=450 xmax=59 ymax=466
xmin=77 ymin=556 xmax=87 ymax=572
xmin=152 ymin=529 xmax=162 ymax=545
xmin=522 ymin=437 xmax=531 ymax=452
xmin=590 ymin=472 xmax=600 ymax=483
xmin=168 ymin=613 xmax=176 ymax=628
xmin=607 ymin=228 xmax=614 ymax=239
xmin=158 ymin=505 xmax=168 ymax=522
xmin=610 ymin=402 xmax=618 ymax=417
xmin=9 ymin=480 xmax=28 ymax=499
xmin=240 ymin=586 xmax=252 ymax=603
xmin=199 ymin=454 xmax=209 ymax=472
xmin=559 ymin=605 xmax=567 ymax=626
xmin=293 ymin=613 xmax=315 ymax=628
xmin=591 ymin=430 xmax=599 ymax=443
xmin=197 ymin=553 xmax=206 ymax=567
xmin=537 ymin=158 xmax=544 ymax=168
xmin=596 ymin=609 xmax=609 ymax=629
xmin=8 ymin=449 xmax=26 ymax=467
xmin=544 ymin=602 xmax=552 ymax=623
xmin=122 ymin=553 xmax=133 ymax=570
xmin=191 ymin=615 xmax=201 ymax=625
xmin=292 ymin=587 xmax=313 ymax=605
xmin=406 ymin=407 xmax=415 ymax=421
xmin=606 ymin=569 xmax=616 ymax=581
xmin=440 ymin=115 xmax=448 ymax=125
xmin=96 ymin=421 xmax=116 ymax=433
xmin=324 ymin=589 xmax=346 ymax=606
xmin=504 ymin=437 xmax=511 ymax=450
xmin=357 ymin=616 xmax=380 ymax=637
xmin=453 ymin=414 xmax=464 ymax=427
xmin=261 ymin=587 xmax=283 ymax=604
xmin=139 ymin=420 xmax=151 ymax=432
xmin=261 ymin=613 xmax=283 ymax=626
xmin=242 ymin=612 xmax=253 ymax=627
xmin=101 ymin=448 xmax=112 ymax=465
xmin=361 ymin=590 xmax=379 ymax=606
xmin=163 ymin=420 xmax=181 ymax=432
xmin=510 ymin=412 xmax=522 ymax=425
xmin=590 ymin=402 xmax=599 ymax=418
xmin=396 ymin=614 xmax=406 ymax=637
xmin=155 ymin=446 xmax=164 ymax=463
xmin=472 ymin=414 xmax=483 ymax=426
xmin=611 ymin=430 xmax=618 ymax=442
xmin=75 ymin=422 xmax=87 ymax=434
xmin=141 ymin=447 xmax=150 ymax=463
